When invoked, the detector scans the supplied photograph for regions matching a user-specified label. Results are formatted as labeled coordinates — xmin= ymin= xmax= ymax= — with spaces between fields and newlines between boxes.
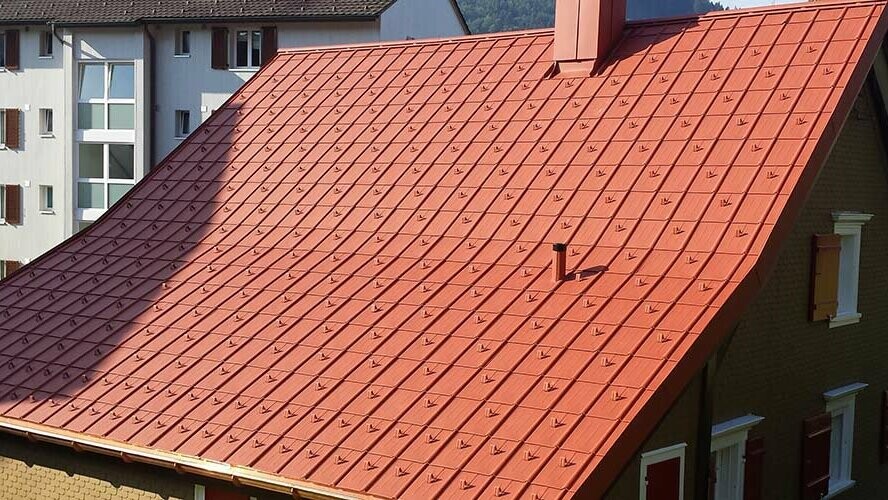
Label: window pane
xmin=77 ymin=221 xmax=93 ymax=232
xmin=108 ymin=104 xmax=134 ymax=129
xmin=0 ymin=34 xmax=5 ymax=66
xmin=78 ymin=143 xmax=104 ymax=178
xmin=79 ymin=64 xmax=105 ymax=100
xmin=236 ymin=31 xmax=248 ymax=67
xmin=109 ymin=63 xmax=134 ymax=99
xmin=77 ymin=183 xmax=104 ymax=208
xmin=251 ymin=31 xmax=262 ymax=66
xmin=108 ymin=144 xmax=135 ymax=179
xmin=181 ymin=31 xmax=190 ymax=54
xmin=45 ymin=187 xmax=53 ymax=209
xmin=108 ymin=184 xmax=132 ymax=206
xmin=830 ymin=414 xmax=844 ymax=481
xmin=78 ymin=103 xmax=105 ymax=129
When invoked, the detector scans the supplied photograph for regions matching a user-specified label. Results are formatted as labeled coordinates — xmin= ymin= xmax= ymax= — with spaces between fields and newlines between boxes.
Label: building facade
xmin=0 ymin=0 xmax=468 ymax=276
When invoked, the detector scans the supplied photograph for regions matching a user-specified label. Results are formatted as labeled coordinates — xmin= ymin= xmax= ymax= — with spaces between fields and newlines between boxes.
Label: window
xmin=39 ymin=108 xmax=53 ymax=136
xmin=830 ymin=212 xmax=873 ymax=328
xmin=234 ymin=30 xmax=262 ymax=68
xmin=640 ymin=443 xmax=685 ymax=500
xmin=39 ymin=185 xmax=53 ymax=213
xmin=78 ymin=62 xmax=135 ymax=130
xmin=194 ymin=484 xmax=256 ymax=500
xmin=77 ymin=143 xmax=135 ymax=220
xmin=39 ymin=31 xmax=53 ymax=57
xmin=175 ymin=30 xmax=191 ymax=56
xmin=709 ymin=415 xmax=765 ymax=500
xmin=0 ymin=109 xmax=5 ymax=148
xmin=175 ymin=110 xmax=191 ymax=138
xmin=0 ymin=186 xmax=4 ymax=221
xmin=0 ymin=31 xmax=5 ymax=67
xmin=824 ymin=383 xmax=867 ymax=497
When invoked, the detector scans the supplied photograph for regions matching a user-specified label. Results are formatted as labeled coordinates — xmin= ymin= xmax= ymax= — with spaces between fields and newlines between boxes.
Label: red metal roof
xmin=1 ymin=1 xmax=887 ymax=498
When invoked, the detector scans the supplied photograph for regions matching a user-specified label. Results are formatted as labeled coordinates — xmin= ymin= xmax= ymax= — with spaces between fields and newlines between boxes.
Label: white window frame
xmin=38 ymin=30 xmax=53 ymax=58
xmin=709 ymin=415 xmax=765 ymax=500
xmin=76 ymin=142 xmax=136 ymax=222
xmin=77 ymin=61 xmax=136 ymax=134
xmin=830 ymin=212 xmax=873 ymax=328
xmin=823 ymin=382 xmax=867 ymax=498
xmin=39 ymin=108 xmax=53 ymax=136
xmin=175 ymin=29 xmax=191 ymax=57
xmin=232 ymin=29 xmax=262 ymax=69
xmin=639 ymin=443 xmax=686 ymax=500
xmin=175 ymin=109 xmax=191 ymax=139
xmin=39 ymin=185 xmax=53 ymax=213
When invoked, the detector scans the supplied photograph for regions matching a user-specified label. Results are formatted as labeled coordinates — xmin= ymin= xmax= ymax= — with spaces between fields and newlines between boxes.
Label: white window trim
xmin=830 ymin=212 xmax=872 ymax=328
xmin=39 ymin=108 xmax=54 ymax=137
xmin=0 ymin=109 xmax=6 ymax=149
xmin=174 ymin=29 xmax=191 ymax=57
xmin=38 ymin=185 xmax=54 ymax=214
xmin=38 ymin=30 xmax=53 ymax=58
xmin=823 ymin=383 xmax=867 ymax=498
xmin=231 ymin=28 xmax=262 ymax=70
xmin=709 ymin=415 xmax=765 ymax=500
xmin=77 ymin=61 xmax=136 ymax=132
xmin=639 ymin=443 xmax=686 ymax=500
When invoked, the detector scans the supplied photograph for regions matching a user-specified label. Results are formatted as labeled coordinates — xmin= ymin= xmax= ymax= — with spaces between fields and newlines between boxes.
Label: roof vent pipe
xmin=554 ymin=0 xmax=626 ymax=74
xmin=553 ymin=243 xmax=567 ymax=283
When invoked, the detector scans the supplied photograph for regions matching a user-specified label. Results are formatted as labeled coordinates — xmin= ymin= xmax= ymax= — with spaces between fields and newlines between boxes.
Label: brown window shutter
xmin=743 ymin=437 xmax=765 ymax=500
xmin=261 ymin=26 xmax=278 ymax=66
xmin=4 ymin=29 xmax=20 ymax=70
xmin=211 ymin=28 xmax=229 ymax=69
xmin=801 ymin=413 xmax=831 ymax=500
xmin=811 ymin=234 xmax=841 ymax=321
xmin=4 ymin=184 xmax=21 ymax=225
xmin=5 ymin=108 xmax=20 ymax=149
xmin=881 ymin=390 xmax=888 ymax=464
xmin=4 ymin=260 xmax=21 ymax=276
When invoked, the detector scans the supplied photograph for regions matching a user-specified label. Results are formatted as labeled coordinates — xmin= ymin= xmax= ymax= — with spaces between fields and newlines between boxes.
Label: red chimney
xmin=554 ymin=0 xmax=626 ymax=74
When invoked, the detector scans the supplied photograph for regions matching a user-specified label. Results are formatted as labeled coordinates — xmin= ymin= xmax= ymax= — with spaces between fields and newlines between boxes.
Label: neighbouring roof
xmin=1 ymin=1 xmax=887 ymax=498
xmin=0 ymin=0 xmax=399 ymax=24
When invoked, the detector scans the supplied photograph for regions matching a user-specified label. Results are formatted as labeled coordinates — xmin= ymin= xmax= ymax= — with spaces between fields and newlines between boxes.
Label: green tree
xmin=457 ymin=0 xmax=724 ymax=34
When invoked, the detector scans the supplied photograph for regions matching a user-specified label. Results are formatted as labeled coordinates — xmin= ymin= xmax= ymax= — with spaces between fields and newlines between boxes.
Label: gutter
xmin=145 ymin=25 xmax=157 ymax=169
xmin=0 ymin=417 xmax=368 ymax=500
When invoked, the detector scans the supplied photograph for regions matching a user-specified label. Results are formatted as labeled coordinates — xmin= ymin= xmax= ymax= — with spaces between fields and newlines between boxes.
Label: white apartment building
xmin=0 ymin=0 xmax=468 ymax=276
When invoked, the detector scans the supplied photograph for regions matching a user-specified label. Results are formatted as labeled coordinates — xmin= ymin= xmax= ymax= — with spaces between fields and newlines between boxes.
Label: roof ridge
xmin=626 ymin=0 xmax=887 ymax=27
xmin=276 ymin=27 xmax=552 ymax=55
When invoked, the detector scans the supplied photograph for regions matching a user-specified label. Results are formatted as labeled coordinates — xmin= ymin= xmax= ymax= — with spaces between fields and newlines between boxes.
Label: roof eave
xmin=0 ymin=416 xmax=370 ymax=500
xmin=1 ymin=14 xmax=380 ymax=28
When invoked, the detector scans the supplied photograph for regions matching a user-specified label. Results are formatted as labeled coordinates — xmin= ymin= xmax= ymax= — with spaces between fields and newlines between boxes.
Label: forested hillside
xmin=457 ymin=0 xmax=725 ymax=34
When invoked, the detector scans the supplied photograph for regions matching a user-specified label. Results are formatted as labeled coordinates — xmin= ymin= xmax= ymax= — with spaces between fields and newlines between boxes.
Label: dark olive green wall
xmin=604 ymin=86 xmax=888 ymax=499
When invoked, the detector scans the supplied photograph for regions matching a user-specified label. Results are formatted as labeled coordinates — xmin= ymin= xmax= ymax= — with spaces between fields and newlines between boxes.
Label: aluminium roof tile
xmin=1 ymin=1 xmax=887 ymax=498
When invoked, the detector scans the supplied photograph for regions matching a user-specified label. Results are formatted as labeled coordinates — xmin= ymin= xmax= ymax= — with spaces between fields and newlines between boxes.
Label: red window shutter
xmin=801 ymin=413 xmax=831 ymax=500
xmin=810 ymin=234 xmax=841 ymax=321
xmin=4 ymin=108 xmax=20 ymax=149
xmin=881 ymin=390 xmax=888 ymax=464
xmin=205 ymin=487 xmax=249 ymax=500
xmin=211 ymin=28 xmax=229 ymax=69
xmin=645 ymin=457 xmax=681 ymax=500
xmin=4 ymin=29 xmax=20 ymax=70
xmin=261 ymin=26 xmax=278 ymax=66
xmin=743 ymin=437 xmax=765 ymax=500
xmin=4 ymin=184 xmax=21 ymax=225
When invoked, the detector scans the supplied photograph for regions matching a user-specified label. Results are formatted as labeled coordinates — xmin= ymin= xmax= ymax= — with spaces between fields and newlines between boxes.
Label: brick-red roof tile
xmin=2 ymin=1 xmax=887 ymax=498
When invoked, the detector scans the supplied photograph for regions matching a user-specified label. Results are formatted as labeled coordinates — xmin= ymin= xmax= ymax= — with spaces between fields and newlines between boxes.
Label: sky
xmin=721 ymin=0 xmax=798 ymax=7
